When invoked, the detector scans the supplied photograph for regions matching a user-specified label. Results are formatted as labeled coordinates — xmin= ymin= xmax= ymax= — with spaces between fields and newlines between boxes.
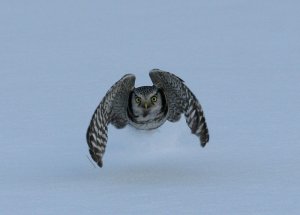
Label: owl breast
xmin=127 ymin=87 xmax=168 ymax=130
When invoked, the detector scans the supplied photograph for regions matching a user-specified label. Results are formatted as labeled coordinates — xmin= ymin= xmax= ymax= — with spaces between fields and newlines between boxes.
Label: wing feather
xmin=86 ymin=74 xmax=135 ymax=167
xmin=149 ymin=69 xmax=209 ymax=146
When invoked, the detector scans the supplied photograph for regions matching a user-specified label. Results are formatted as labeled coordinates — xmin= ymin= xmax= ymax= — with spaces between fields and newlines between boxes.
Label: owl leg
xmin=86 ymin=106 xmax=109 ymax=168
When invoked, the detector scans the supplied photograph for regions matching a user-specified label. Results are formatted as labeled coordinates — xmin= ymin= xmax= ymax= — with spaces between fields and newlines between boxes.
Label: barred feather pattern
xmin=86 ymin=74 xmax=135 ymax=167
xmin=86 ymin=105 xmax=109 ymax=167
xmin=183 ymin=91 xmax=209 ymax=146
xmin=149 ymin=69 xmax=209 ymax=146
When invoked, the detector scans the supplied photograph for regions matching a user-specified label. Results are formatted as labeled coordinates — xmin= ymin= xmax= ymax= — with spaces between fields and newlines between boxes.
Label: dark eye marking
xmin=151 ymin=95 xmax=157 ymax=103
xmin=135 ymin=96 xmax=141 ymax=104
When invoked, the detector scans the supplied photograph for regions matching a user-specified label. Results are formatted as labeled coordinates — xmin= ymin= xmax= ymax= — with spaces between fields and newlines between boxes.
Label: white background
xmin=1 ymin=1 xmax=299 ymax=214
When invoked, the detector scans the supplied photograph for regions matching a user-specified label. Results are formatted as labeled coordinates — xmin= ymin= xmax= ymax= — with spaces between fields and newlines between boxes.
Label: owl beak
xmin=144 ymin=103 xmax=148 ymax=109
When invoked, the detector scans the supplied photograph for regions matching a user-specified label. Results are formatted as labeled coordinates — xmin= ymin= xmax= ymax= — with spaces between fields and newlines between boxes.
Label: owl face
xmin=129 ymin=86 xmax=164 ymax=121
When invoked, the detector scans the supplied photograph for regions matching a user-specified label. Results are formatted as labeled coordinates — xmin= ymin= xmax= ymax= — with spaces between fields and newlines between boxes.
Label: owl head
xmin=129 ymin=86 xmax=166 ymax=119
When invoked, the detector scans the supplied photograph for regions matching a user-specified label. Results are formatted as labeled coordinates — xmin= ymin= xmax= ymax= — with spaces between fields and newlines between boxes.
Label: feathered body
xmin=127 ymin=86 xmax=168 ymax=130
xmin=86 ymin=69 xmax=209 ymax=167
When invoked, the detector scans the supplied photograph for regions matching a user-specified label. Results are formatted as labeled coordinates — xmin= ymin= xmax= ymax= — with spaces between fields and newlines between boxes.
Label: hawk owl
xmin=86 ymin=69 xmax=209 ymax=167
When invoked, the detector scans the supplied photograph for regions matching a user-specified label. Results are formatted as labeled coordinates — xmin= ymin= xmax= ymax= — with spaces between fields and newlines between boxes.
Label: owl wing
xmin=86 ymin=74 xmax=135 ymax=167
xmin=149 ymin=69 xmax=209 ymax=146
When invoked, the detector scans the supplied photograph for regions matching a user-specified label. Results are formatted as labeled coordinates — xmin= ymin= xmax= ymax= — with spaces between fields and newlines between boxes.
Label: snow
xmin=1 ymin=0 xmax=300 ymax=214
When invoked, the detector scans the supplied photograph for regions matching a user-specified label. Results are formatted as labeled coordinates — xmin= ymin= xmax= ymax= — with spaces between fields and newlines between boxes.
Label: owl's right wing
xmin=86 ymin=74 xmax=135 ymax=167
xmin=149 ymin=69 xmax=209 ymax=147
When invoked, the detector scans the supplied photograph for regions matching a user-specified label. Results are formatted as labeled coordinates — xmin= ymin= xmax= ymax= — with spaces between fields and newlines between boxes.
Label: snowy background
xmin=1 ymin=0 xmax=299 ymax=214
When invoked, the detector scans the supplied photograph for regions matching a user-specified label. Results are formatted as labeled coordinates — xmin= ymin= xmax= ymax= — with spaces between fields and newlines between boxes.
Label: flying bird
xmin=86 ymin=69 xmax=209 ymax=167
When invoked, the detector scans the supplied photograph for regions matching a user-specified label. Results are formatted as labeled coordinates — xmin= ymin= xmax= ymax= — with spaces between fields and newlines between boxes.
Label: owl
xmin=86 ymin=69 xmax=209 ymax=167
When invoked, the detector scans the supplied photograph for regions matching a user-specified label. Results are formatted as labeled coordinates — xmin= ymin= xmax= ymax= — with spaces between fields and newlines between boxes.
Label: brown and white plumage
xmin=86 ymin=69 xmax=209 ymax=167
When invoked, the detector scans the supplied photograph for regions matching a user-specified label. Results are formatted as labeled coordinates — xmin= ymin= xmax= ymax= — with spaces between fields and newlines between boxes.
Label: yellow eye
xmin=135 ymin=97 xmax=141 ymax=104
xmin=151 ymin=96 xmax=157 ymax=103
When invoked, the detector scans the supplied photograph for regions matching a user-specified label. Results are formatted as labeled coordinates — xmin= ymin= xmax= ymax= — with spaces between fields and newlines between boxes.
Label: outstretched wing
xmin=149 ymin=69 xmax=209 ymax=146
xmin=86 ymin=74 xmax=135 ymax=167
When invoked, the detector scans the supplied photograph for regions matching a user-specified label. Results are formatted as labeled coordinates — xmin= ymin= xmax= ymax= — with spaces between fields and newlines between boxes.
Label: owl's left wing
xmin=149 ymin=69 xmax=209 ymax=146
xmin=86 ymin=74 xmax=135 ymax=167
